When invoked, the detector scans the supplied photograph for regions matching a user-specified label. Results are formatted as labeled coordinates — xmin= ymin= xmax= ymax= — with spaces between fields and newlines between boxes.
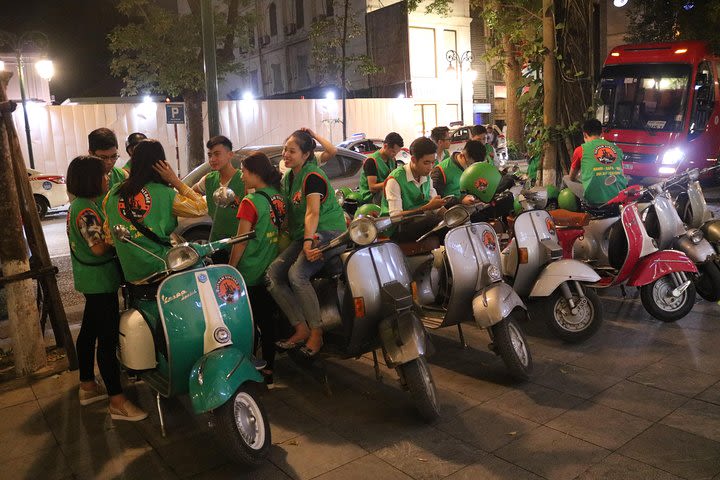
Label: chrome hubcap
xmin=233 ymin=392 xmax=265 ymax=450
xmin=554 ymin=295 xmax=593 ymax=332
xmin=508 ymin=322 xmax=529 ymax=367
xmin=653 ymin=276 xmax=686 ymax=312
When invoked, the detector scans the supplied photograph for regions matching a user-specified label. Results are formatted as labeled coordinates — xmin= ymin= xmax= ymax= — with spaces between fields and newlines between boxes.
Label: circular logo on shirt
xmin=474 ymin=178 xmax=489 ymax=192
xmin=269 ymin=194 xmax=287 ymax=226
xmin=482 ymin=230 xmax=497 ymax=251
xmin=118 ymin=188 xmax=152 ymax=221
xmin=215 ymin=275 xmax=241 ymax=304
xmin=593 ymin=145 xmax=618 ymax=165
xmin=292 ymin=190 xmax=302 ymax=205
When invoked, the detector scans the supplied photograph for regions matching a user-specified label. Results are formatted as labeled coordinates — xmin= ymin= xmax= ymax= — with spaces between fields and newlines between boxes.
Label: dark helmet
xmin=125 ymin=132 xmax=148 ymax=154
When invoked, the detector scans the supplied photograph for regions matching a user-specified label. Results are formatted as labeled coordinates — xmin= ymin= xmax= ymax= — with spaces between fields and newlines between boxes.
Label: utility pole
xmin=0 ymin=71 xmax=47 ymax=375
xmin=541 ymin=0 xmax=558 ymax=187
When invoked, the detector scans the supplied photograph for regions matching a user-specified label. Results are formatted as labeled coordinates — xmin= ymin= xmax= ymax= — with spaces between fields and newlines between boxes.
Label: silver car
xmin=177 ymin=145 xmax=365 ymax=241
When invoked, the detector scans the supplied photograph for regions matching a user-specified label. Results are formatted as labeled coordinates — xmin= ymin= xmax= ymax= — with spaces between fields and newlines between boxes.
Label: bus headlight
xmin=661 ymin=148 xmax=684 ymax=165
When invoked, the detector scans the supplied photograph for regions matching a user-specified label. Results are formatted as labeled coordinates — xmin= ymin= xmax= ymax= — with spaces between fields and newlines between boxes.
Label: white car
xmin=28 ymin=168 xmax=69 ymax=218
xmin=337 ymin=136 xmax=410 ymax=165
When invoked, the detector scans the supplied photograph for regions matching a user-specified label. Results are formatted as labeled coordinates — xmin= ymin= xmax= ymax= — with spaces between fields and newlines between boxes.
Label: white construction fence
xmin=11 ymin=98 xmax=416 ymax=177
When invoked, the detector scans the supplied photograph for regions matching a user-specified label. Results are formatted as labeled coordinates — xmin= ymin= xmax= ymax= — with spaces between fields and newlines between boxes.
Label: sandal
xmin=299 ymin=344 xmax=323 ymax=358
xmin=275 ymin=339 xmax=305 ymax=351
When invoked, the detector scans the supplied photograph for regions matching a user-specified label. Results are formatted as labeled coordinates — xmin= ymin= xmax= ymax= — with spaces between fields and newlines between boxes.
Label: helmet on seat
xmin=558 ymin=188 xmax=579 ymax=212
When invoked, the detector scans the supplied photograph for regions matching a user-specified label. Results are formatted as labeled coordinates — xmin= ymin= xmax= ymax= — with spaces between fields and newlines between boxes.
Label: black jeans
xmin=248 ymin=284 xmax=285 ymax=371
xmin=76 ymin=292 xmax=122 ymax=396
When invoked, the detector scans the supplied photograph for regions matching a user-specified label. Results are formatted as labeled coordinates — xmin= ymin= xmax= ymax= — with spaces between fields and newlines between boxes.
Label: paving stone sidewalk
xmin=1 ymin=288 xmax=720 ymax=480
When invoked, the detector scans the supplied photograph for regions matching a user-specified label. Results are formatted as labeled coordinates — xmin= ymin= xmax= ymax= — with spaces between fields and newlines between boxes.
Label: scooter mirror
xmin=112 ymin=225 xmax=131 ymax=243
xmin=604 ymin=175 xmax=617 ymax=186
xmin=213 ymin=187 xmax=237 ymax=208
xmin=444 ymin=205 xmax=470 ymax=228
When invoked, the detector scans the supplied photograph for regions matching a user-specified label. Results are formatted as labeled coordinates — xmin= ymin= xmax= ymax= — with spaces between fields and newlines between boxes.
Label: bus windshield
xmin=596 ymin=64 xmax=692 ymax=133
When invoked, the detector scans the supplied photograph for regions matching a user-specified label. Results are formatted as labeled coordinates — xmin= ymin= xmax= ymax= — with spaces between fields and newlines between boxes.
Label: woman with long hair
xmin=266 ymin=128 xmax=346 ymax=357
xmin=229 ymin=151 xmax=286 ymax=386
xmin=67 ymin=155 xmax=147 ymax=421
xmin=103 ymin=139 xmax=207 ymax=284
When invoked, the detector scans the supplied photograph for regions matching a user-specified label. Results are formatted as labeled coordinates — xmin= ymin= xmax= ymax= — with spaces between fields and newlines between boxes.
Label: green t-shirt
xmin=381 ymin=165 xmax=432 ymax=216
xmin=67 ymin=197 xmax=121 ymax=294
xmin=236 ymin=187 xmax=286 ymax=286
xmin=283 ymin=157 xmax=347 ymax=241
xmin=108 ymin=166 xmax=128 ymax=190
xmin=434 ymin=156 xmax=465 ymax=198
xmin=358 ymin=150 xmax=395 ymax=203
xmin=484 ymin=144 xmax=494 ymax=164
xmin=105 ymin=182 xmax=178 ymax=283
xmin=206 ymin=170 xmax=245 ymax=242
xmin=580 ymin=138 xmax=627 ymax=205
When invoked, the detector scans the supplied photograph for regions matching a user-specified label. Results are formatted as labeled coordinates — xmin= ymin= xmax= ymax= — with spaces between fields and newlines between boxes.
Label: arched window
xmin=296 ymin=0 xmax=304 ymax=29
xmin=269 ymin=2 xmax=278 ymax=36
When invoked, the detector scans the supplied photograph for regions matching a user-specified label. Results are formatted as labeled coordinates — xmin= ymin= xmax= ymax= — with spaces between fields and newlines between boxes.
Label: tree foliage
xmin=626 ymin=0 xmax=720 ymax=52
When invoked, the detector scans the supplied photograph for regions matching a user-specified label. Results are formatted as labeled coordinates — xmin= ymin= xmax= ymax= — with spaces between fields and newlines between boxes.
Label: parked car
xmin=177 ymin=145 xmax=365 ymax=242
xmin=337 ymin=136 xmax=410 ymax=165
xmin=28 ymin=168 xmax=68 ymax=218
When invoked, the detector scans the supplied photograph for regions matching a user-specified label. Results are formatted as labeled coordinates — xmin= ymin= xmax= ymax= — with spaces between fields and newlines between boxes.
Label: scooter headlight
xmin=662 ymin=148 xmax=684 ymax=165
xmin=167 ymin=245 xmax=200 ymax=271
xmin=349 ymin=217 xmax=378 ymax=246
xmin=487 ymin=264 xmax=502 ymax=282
xmin=688 ymin=228 xmax=704 ymax=244
xmin=444 ymin=205 xmax=470 ymax=228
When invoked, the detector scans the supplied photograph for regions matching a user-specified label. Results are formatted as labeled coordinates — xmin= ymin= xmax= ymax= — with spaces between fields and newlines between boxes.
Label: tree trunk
xmin=502 ymin=34 xmax=524 ymax=150
xmin=541 ymin=0 xmax=558 ymax=186
xmin=340 ymin=0 xmax=349 ymax=140
xmin=0 ymin=72 xmax=47 ymax=375
xmin=184 ymin=90 xmax=205 ymax=170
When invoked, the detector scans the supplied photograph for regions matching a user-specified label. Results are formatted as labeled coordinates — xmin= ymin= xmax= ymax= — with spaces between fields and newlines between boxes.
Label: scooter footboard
xmin=189 ymin=346 xmax=263 ymax=414
xmin=379 ymin=310 xmax=427 ymax=368
xmin=528 ymin=260 xmax=601 ymax=298
xmin=472 ymin=282 xmax=526 ymax=329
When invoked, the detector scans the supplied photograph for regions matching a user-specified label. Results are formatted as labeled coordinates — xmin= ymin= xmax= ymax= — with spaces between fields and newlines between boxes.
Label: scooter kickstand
xmin=372 ymin=350 xmax=384 ymax=382
xmin=457 ymin=324 xmax=468 ymax=349
xmin=156 ymin=392 xmax=166 ymax=438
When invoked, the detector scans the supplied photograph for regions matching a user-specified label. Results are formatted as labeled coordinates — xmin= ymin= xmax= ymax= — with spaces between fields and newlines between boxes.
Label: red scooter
xmin=550 ymin=185 xmax=698 ymax=322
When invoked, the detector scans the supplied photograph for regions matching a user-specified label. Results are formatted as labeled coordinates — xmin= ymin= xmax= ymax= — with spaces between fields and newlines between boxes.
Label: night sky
xmin=1 ymin=0 xmax=126 ymax=103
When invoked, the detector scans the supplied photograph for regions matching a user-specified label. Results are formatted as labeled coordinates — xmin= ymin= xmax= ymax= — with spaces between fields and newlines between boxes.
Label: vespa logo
xmin=161 ymin=289 xmax=197 ymax=304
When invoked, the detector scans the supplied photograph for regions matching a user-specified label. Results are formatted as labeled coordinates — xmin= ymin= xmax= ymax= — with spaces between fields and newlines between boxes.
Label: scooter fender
xmin=380 ymin=310 xmax=426 ymax=369
xmin=188 ymin=346 xmax=262 ymax=414
xmin=673 ymin=236 xmax=716 ymax=263
xmin=626 ymin=250 xmax=698 ymax=287
xmin=472 ymin=282 xmax=526 ymax=329
xmin=528 ymin=260 xmax=601 ymax=298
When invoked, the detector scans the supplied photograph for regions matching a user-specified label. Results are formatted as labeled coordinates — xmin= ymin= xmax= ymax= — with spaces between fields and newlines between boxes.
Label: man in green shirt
xmin=192 ymin=136 xmax=245 ymax=260
xmin=88 ymin=128 xmax=128 ymax=190
xmin=569 ymin=119 xmax=627 ymax=205
xmin=357 ymin=132 xmax=404 ymax=203
xmin=430 ymin=126 xmax=451 ymax=165
xmin=431 ymin=140 xmax=485 ymax=205
xmin=470 ymin=125 xmax=495 ymax=164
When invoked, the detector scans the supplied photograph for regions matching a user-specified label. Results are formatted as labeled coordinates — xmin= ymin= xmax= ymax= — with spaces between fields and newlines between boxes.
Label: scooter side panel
xmin=512 ymin=210 xmax=563 ymax=298
xmin=615 ymin=205 xmax=652 ymax=285
xmin=573 ymin=217 xmax=618 ymax=266
xmin=443 ymin=223 xmax=501 ymax=326
xmin=673 ymin=236 xmax=715 ymax=263
xmin=688 ymin=181 xmax=713 ymax=228
xmin=528 ymin=260 xmax=601 ymax=298
xmin=652 ymin=194 xmax=687 ymax=249
xmin=157 ymin=265 xmax=254 ymax=397
xmin=626 ymin=250 xmax=698 ymax=286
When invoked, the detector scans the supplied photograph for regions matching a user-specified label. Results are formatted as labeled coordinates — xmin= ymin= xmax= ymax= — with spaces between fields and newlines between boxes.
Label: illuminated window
xmin=410 ymin=27 xmax=437 ymax=78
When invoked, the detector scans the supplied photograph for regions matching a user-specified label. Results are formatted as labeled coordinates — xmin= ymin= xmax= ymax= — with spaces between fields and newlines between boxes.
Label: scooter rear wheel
xmin=695 ymin=260 xmax=720 ymax=302
xmin=214 ymin=383 xmax=271 ymax=465
xmin=640 ymin=274 xmax=696 ymax=322
xmin=490 ymin=311 xmax=533 ymax=381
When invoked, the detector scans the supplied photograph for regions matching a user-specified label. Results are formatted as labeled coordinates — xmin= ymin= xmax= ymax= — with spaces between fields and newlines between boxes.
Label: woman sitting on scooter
xmin=266 ymin=128 xmax=347 ymax=357
xmin=103 ymin=139 xmax=207 ymax=284
xmin=229 ymin=151 xmax=287 ymax=386
xmin=66 ymin=156 xmax=147 ymax=421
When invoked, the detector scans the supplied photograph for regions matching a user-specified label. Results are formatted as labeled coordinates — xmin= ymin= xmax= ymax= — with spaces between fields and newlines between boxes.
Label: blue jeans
xmin=266 ymin=231 xmax=345 ymax=330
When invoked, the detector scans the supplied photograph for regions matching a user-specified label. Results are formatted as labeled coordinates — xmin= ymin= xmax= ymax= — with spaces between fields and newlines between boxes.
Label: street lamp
xmin=0 ymin=31 xmax=54 ymax=169
xmin=446 ymin=50 xmax=473 ymax=125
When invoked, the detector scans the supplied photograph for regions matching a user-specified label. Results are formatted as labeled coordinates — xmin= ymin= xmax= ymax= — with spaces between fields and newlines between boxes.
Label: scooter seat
xmin=312 ymin=255 xmax=344 ymax=280
xmin=397 ymin=235 xmax=441 ymax=256
xmin=550 ymin=209 xmax=590 ymax=227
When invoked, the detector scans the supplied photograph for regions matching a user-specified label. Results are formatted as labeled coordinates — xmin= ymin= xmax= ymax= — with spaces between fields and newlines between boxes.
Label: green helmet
xmin=354 ymin=203 xmax=381 ymax=219
xmin=346 ymin=191 xmax=363 ymax=202
xmin=459 ymin=162 xmax=502 ymax=203
xmin=513 ymin=198 xmax=522 ymax=215
xmin=558 ymin=188 xmax=579 ymax=212
xmin=546 ymin=184 xmax=559 ymax=200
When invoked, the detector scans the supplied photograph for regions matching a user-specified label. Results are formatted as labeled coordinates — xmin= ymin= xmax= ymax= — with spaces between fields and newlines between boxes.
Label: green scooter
xmin=112 ymin=188 xmax=269 ymax=466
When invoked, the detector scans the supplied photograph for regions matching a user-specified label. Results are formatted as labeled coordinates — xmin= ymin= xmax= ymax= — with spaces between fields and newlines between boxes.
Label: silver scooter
xmin=501 ymin=209 xmax=603 ymax=343
xmin=402 ymin=203 xmax=533 ymax=381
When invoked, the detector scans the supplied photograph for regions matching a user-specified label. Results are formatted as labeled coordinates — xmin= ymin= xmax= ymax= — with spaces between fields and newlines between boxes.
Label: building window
xmin=446 ymin=104 xmax=459 ymax=124
xmin=444 ymin=30 xmax=458 ymax=79
xmin=296 ymin=0 xmax=304 ymax=28
xmin=297 ymin=55 xmax=311 ymax=88
xmin=414 ymin=104 xmax=438 ymax=137
xmin=250 ymin=69 xmax=259 ymax=95
xmin=326 ymin=0 xmax=334 ymax=16
xmin=248 ymin=29 xmax=256 ymax=48
xmin=269 ymin=3 xmax=278 ymax=36
xmin=272 ymin=64 xmax=284 ymax=93
xmin=409 ymin=27 xmax=437 ymax=78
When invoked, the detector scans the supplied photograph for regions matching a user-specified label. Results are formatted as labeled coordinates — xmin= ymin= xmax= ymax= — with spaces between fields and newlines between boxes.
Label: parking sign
xmin=166 ymin=104 xmax=185 ymax=124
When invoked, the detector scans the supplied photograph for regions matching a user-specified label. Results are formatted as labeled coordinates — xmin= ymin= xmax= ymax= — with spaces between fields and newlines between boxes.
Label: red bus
xmin=597 ymin=41 xmax=720 ymax=182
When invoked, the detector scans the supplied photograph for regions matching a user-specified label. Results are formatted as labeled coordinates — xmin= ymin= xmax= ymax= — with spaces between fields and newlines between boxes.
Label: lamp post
xmin=446 ymin=50 xmax=473 ymax=125
xmin=0 ymin=31 xmax=54 ymax=169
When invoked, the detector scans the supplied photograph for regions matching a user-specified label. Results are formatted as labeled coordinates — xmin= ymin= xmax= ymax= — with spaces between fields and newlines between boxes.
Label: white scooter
xmin=501 ymin=209 xmax=603 ymax=343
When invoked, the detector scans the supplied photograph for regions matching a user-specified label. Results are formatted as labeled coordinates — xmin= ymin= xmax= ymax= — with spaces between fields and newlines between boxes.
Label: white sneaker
xmin=109 ymin=400 xmax=148 ymax=422
xmin=79 ymin=384 xmax=108 ymax=406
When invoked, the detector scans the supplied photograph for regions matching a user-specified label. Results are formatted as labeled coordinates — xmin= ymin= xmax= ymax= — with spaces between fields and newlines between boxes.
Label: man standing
xmin=122 ymin=132 xmax=148 ymax=171
xmin=430 ymin=126 xmax=451 ymax=165
xmin=192 ymin=136 xmax=245 ymax=246
xmin=569 ymin=119 xmax=627 ymax=205
xmin=470 ymin=125 xmax=494 ymax=164
xmin=357 ymin=132 xmax=404 ymax=204
xmin=88 ymin=128 xmax=128 ymax=190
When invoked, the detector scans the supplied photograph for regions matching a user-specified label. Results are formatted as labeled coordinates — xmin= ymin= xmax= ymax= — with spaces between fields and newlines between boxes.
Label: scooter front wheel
xmin=397 ymin=356 xmax=440 ymax=423
xmin=640 ymin=274 xmax=696 ymax=322
xmin=214 ymin=383 xmax=271 ymax=465
xmin=490 ymin=311 xmax=533 ymax=381
xmin=539 ymin=285 xmax=603 ymax=343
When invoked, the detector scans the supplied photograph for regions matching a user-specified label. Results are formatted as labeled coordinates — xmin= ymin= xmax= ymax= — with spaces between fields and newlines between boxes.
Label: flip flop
xmin=275 ymin=339 xmax=305 ymax=351
xmin=299 ymin=344 xmax=323 ymax=358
